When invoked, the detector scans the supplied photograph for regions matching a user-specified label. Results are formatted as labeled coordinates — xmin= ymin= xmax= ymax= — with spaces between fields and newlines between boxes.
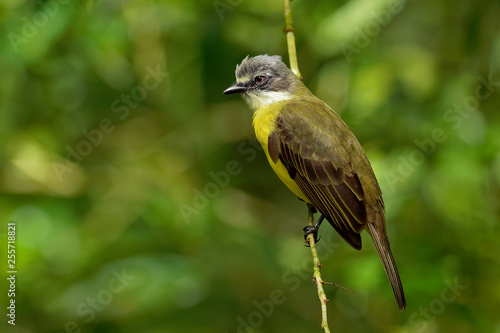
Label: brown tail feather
xmin=367 ymin=222 xmax=406 ymax=310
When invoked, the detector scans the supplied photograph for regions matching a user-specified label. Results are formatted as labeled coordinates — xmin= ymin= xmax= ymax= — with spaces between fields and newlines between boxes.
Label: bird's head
xmin=223 ymin=55 xmax=304 ymax=110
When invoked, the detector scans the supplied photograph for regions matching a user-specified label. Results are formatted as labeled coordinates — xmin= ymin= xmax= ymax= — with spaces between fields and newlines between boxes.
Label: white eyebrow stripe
xmin=236 ymin=74 xmax=251 ymax=84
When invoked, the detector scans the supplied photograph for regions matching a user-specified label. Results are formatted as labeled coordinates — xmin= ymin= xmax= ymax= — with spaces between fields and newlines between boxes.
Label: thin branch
xmin=284 ymin=2 xmax=330 ymax=331
xmin=306 ymin=205 xmax=331 ymax=333
xmin=283 ymin=0 xmax=302 ymax=79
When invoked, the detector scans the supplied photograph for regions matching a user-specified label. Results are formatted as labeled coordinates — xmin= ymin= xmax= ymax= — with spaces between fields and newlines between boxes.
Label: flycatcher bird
xmin=223 ymin=55 xmax=406 ymax=310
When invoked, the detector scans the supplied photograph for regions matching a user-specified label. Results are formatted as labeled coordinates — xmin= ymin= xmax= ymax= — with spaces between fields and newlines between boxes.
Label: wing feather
xmin=261 ymin=89 xmax=406 ymax=309
xmin=295 ymin=173 xmax=362 ymax=249
xmin=269 ymin=99 xmax=373 ymax=248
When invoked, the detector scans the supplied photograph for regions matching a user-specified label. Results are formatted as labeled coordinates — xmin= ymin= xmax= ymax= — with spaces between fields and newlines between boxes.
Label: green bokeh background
xmin=1 ymin=0 xmax=500 ymax=332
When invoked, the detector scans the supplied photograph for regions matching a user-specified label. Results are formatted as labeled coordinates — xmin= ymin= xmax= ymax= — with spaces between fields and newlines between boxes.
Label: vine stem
xmin=306 ymin=205 xmax=331 ymax=333
xmin=283 ymin=0 xmax=302 ymax=79
xmin=284 ymin=2 xmax=331 ymax=330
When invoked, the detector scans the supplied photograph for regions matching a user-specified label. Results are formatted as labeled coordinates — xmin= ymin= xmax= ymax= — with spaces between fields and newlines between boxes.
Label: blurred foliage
xmin=0 ymin=0 xmax=500 ymax=332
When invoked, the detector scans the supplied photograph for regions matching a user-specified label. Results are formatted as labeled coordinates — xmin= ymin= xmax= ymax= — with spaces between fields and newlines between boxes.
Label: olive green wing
xmin=268 ymin=98 xmax=377 ymax=249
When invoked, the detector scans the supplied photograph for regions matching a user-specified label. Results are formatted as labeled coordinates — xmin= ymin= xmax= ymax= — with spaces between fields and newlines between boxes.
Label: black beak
xmin=223 ymin=84 xmax=248 ymax=95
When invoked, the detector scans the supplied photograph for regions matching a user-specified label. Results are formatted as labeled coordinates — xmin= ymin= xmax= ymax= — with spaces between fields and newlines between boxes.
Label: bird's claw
xmin=303 ymin=214 xmax=325 ymax=246
xmin=303 ymin=225 xmax=321 ymax=246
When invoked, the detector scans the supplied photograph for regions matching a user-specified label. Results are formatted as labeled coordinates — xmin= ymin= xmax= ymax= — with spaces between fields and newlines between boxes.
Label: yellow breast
xmin=252 ymin=104 xmax=310 ymax=203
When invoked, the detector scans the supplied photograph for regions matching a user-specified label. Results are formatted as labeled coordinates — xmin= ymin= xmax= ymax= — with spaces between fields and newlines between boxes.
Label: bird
xmin=223 ymin=54 xmax=406 ymax=310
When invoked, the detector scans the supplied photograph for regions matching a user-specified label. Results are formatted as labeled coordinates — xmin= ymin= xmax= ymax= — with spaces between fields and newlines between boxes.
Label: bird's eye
xmin=254 ymin=75 xmax=267 ymax=85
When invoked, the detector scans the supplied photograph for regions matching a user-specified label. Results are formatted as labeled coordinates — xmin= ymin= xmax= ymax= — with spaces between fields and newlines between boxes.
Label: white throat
xmin=244 ymin=91 xmax=293 ymax=110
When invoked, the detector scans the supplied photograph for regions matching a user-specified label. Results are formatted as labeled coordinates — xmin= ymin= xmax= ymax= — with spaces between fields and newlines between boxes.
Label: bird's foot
xmin=303 ymin=215 xmax=325 ymax=246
